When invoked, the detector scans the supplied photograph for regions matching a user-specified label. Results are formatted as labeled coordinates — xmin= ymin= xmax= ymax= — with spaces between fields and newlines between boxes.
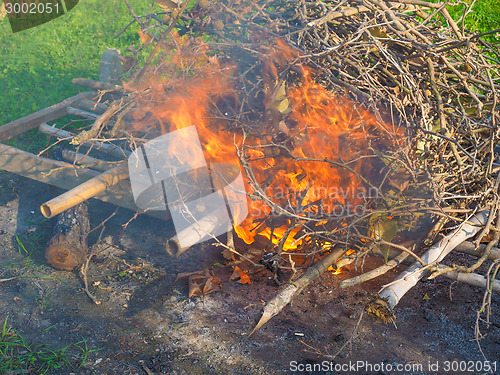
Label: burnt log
xmin=45 ymin=203 xmax=90 ymax=271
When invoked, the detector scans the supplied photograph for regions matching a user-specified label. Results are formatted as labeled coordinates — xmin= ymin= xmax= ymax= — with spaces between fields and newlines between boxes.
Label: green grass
xmin=8 ymin=232 xmax=69 ymax=284
xmin=417 ymin=0 xmax=500 ymax=44
xmin=0 ymin=317 xmax=99 ymax=374
xmin=0 ymin=0 xmax=498 ymax=149
xmin=446 ymin=0 xmax=500 ymax=43
xmin=0 ymin=0 xmax=155 ymax=133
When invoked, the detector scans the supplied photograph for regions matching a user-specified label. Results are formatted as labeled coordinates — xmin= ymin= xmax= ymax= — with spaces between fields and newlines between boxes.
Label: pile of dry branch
xmin=40 ymin=0 xmax=499 ymax=341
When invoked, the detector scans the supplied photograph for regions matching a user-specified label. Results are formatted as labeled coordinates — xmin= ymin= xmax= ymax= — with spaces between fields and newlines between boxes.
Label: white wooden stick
xmin=379 ymin=210 xmax=489 ymax=309
xmin=441 ymin=266 xmax=500 ymax=293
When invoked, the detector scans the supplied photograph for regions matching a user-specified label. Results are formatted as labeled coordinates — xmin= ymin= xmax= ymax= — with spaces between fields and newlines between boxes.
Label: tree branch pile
xmin=41 ymin=0 xmax=500 ymax=331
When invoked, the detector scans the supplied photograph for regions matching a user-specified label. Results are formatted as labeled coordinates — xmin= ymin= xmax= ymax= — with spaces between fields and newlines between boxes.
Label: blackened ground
xmin=0 ymin=172 xmax=498 ymax=375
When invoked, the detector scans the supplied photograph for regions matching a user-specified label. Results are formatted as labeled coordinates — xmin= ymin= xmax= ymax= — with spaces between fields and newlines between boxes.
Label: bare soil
xmin=0 ymin=172 xmax=499 ymax=375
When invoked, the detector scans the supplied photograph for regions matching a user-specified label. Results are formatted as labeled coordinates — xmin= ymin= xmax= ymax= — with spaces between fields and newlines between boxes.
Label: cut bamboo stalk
xmin=0 ymin=142 xmax=167 ymax=220
xmin=0 ymin=91 xmax=96 ymax=142
xmin=369 ymin=211 xmax=488 ymax=318
xmin=39 ymin=123 xmax=130 ymax=159
xmin=249 ymin=246 xmax=347 ymax=335
xmin=40 ymin=165 xmax=129 ymax=218
xmin=166 ymin=206 xmax=228 ymax=257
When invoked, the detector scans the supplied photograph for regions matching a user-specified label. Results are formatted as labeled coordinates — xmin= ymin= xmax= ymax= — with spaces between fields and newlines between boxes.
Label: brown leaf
xmin=388 ymin=177 xmax=409 ymax=192
xmin=138 ymin=29 xmax=152 ymax=44
xmin=188 ymin=277 xmax=203 ymax=297
xmin=176 ymin=269 xmax=222 ymax=297
xmin=221 ymin=248 xmax=235 ymax=261
xmin=203 ymin=275 xmax=222 ymax=294
xmin=369 ymin=27 xmax=388 ymax=39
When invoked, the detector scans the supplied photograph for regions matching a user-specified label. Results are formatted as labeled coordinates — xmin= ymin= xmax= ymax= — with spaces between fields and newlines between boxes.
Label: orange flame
xmin=126 ymin=35 xmax=402 ymax=252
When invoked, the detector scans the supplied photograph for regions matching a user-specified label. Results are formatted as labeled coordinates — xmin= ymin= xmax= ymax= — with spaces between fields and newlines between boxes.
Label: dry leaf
xmin=176 ymin=269 xmax=222 ymax=297
xmin=221 ymin=248 xmax=235 ymax=261
xmin=203 ymin=274 xmax=222 ymax=294
xmin=138 ymin=29 xmax=152 ymax=44
xmin=188 ymin=276 xmax=204 ymax=297
xmin=388 ymin=177 xmax=409 ymax=192
xmin=268 ymin=81 xmax=291 ymax=115
xmin=369 ymin=27 xmax=388 ymax=39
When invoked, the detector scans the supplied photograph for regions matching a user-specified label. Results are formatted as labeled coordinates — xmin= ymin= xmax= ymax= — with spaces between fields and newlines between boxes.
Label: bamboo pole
xmin=166 ymin=206 xmax=229 ymax=256
xmin=40 ymin=165 xmax=129 ymax=218
xmin=0 ymin=142 xmax=168 ymax=220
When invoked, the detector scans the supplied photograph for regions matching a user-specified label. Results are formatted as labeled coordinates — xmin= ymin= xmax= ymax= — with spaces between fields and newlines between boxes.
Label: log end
xmin=45 ymin=244 xmax=86 ymax=271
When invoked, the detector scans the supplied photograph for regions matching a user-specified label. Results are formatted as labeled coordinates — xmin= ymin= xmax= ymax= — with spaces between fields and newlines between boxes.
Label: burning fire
xmin=126 ymin=34 xmax=402 ymax=253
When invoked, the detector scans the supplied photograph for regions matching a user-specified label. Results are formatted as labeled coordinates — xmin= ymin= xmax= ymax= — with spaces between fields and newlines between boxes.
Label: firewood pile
xmin=30 ymin=0 xmax=500 ymax=337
